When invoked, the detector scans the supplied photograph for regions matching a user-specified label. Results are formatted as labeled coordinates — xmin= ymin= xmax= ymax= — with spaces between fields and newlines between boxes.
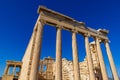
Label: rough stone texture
xmin=38 ymin=57 xmax=55 ymax=80
xmin=2 ymin=42 xmax=103 ymax=80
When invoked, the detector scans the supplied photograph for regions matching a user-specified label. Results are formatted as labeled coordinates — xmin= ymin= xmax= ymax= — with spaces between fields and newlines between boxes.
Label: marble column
xmin=4 ymin=65 xmax=9 ymax=75
xmin=95 ymin=37 xmax=108 ymax=80
xmin=72 ymin=32 xmax=80 ymax=80
xmin=12 ymin=65 xmax=16 ymax=75
xmin=84 ymin=35 xmax=95 ymax=80
xmin=55 ymin=27 xmax=62 ymax=80
xmin=30 ymin=20 xmax=44 ymax=80
xmin=105 ymin=41 xmax=119 ymax=80
xmin=19 ymin=66 xmax=22 ymax=74
xmin=40 ymin=61 xmax=44 ymax=73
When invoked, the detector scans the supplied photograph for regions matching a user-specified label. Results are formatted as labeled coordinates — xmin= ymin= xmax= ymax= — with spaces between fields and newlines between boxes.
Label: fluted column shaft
xmin=72 ymin=32 xmax=80 ymax=80
xmin=105 ymin=42 xmax=119 ymax=80
xmin=30 ymin=20 xmax=44 ymax=80
xmin=85 ymin=35 xmax=95 ymax=80
xmin=55 ymin=27 xmax=62 ymax=80
xmin=95 ymin=37 xmax=108 ymax=80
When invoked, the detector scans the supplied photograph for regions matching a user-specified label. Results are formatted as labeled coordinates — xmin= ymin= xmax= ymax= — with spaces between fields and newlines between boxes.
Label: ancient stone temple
xmin=2 ymin=6 xmax=119 ymax=80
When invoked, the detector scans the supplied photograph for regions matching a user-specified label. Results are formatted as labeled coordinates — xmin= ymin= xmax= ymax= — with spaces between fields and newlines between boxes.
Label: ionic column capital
xmin=34 ymin=19 xmax=45 ymax=31
xmin=56 ymin=25 xmax=63 ymax=30
xmin=95 ymin=37 xmax=102 ymax=43
xmin=72 ymin=27 xmax=78 ymax=33
xmin=84 ymin=33 xmax=91 ymax=37
xmin=39 ymin=19 xmax=46 ymax=24
xmin=104 ymin=39 xmax=110 ymax=43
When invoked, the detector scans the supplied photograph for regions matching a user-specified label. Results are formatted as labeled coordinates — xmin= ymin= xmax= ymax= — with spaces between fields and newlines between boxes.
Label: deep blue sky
xmin=0 ymin=0 xmax=120 ymax=78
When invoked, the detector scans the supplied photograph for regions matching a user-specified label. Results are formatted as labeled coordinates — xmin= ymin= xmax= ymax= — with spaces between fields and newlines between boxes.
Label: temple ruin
xmin=2 ymin=6 xmax=119 ymax=80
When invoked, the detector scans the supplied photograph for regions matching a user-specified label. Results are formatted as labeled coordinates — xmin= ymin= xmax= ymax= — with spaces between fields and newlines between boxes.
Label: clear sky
xmin=0 ymin=0 xmax=120 ymax=78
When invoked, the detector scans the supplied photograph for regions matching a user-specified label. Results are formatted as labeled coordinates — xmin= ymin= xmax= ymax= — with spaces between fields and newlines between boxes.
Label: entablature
xmin=6 ymin=60 xmax=22 ymax=67
xmin=38 ymin=6 xmax=109 ymax=41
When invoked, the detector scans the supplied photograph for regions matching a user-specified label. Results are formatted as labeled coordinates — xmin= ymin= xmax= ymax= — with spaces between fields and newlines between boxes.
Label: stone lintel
xmin=38 ymin=6 xmax=85 ymax=27
xmin=37 ymin=6 xmax=108 ymax=41
xmin=6 ymin=60 xmax=22 ymax=67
